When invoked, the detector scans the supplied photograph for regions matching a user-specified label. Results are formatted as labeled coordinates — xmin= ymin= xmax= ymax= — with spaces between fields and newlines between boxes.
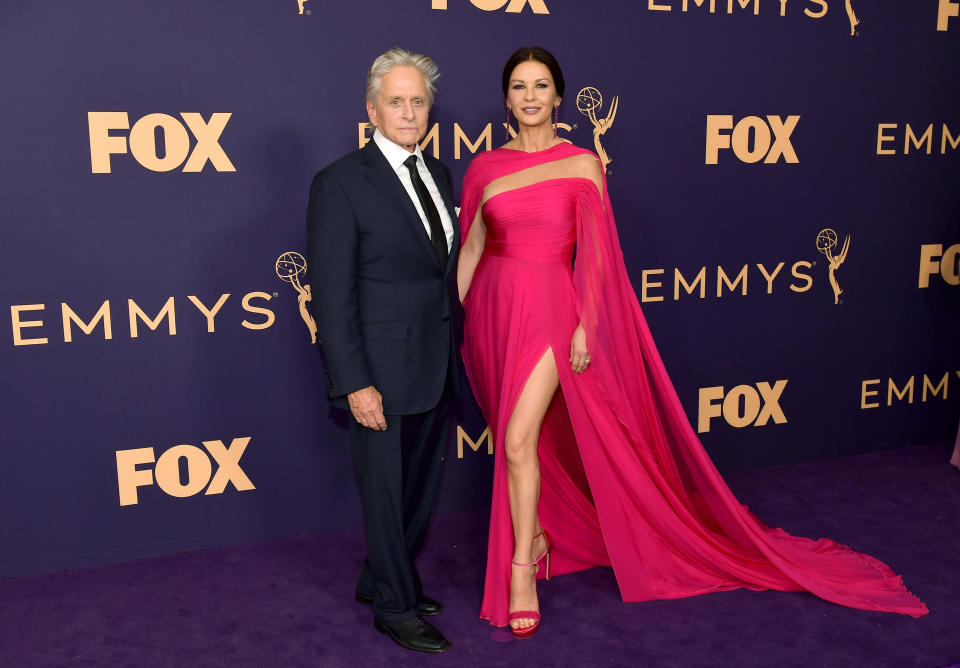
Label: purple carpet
xmin=1 ymin=443 xmax=956 ymax=667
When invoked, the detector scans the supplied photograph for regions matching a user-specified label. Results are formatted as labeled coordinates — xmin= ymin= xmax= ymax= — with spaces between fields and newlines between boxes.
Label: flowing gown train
xmin=458 ymin=143 xmax=928 ymax=628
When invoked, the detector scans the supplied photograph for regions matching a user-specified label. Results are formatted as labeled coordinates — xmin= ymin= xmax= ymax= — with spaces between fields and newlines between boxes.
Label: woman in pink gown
xmin=456 ymin=47 xmax=928 ymax=636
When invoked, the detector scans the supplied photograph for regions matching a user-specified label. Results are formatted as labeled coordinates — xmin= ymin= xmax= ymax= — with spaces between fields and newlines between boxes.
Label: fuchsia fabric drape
xmin=458 ymin=143 xmax=928 ymax=627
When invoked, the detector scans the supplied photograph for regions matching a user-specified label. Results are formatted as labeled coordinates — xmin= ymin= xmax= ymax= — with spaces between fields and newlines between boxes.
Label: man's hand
xmin=348 ymin=385 xmax=387 ymax=431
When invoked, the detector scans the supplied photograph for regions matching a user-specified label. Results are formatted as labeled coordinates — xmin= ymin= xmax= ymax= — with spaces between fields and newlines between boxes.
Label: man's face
xmin=366 ymin=66 xmax=430 ymax=153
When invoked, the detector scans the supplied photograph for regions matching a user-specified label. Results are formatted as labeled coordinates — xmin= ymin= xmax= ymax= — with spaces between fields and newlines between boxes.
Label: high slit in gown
xmin=458 ymin=142 xmax=928 ymax=628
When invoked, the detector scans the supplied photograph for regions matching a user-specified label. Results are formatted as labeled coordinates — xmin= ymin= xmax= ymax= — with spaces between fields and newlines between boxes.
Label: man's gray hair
xmin=366 ymin=48 xmax=440 ymax=106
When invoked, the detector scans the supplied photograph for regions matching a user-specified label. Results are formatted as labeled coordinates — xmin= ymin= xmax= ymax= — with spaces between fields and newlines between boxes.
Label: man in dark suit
xmin=305 ymin=49 xmax=459 ymax=654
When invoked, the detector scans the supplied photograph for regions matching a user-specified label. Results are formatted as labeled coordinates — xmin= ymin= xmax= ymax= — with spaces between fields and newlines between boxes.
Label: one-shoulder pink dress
xmin=458 ymin=142 xmax=928 ymax=628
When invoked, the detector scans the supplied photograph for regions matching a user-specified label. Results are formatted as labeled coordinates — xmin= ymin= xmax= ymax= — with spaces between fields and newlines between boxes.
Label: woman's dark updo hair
xmin=501 ymin=46 xmax=565 ymax=99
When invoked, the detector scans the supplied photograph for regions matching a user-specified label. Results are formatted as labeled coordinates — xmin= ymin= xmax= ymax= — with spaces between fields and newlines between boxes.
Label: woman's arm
xmin=570 ymin=153 xmax=606 ymax=373
xmin=457 ymin=208 xmax=487 ymax=303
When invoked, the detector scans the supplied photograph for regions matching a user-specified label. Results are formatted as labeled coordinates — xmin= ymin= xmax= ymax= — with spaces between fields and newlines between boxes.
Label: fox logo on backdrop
xmin=116 ymin=437 xmax=255 ymax=506
xmin=918 ymin=244 xmax=960 ymax=287
xmin=705 ymin=115 xmax=800 ymax=165
xmin=88 ymin=112 xmax=235 ymax=174
xmin=431 ymin=0 xmax=549 ymax=14
xmin=648 ymin=0 xmax=860 ymax=36
xmin=697 ymin=380 xmax=788 ymax=433
xmin=938 ymin=0 xmax=959 ymax=30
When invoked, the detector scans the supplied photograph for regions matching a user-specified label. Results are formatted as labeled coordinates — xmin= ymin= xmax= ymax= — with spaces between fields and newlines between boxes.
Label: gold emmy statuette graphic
xmin=297 ymin=0 xmax=308 ymax=15
xmin=276 ymin=251 xmax=318 ymax=343
xmin=846 ymin=0 xmax=859 ymax=35
xmin=816 ymin=228 xmax=851 ymax=305
xmin=577 ymin=86 xmax=618 ymax=174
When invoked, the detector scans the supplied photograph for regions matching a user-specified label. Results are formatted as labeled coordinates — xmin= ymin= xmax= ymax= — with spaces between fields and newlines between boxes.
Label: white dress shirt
xmin=372 ymin=129 xmax=454 ymax=252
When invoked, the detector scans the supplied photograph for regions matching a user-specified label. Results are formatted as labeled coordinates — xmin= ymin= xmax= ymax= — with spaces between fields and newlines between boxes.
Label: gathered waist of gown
xmin=484 ymin=239 xmax=573 ymax=265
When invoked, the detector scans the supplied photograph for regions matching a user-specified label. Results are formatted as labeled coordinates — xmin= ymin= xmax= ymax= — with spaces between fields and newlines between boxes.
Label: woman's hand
xmin=570 ymin=324 xmax=590 ymax=374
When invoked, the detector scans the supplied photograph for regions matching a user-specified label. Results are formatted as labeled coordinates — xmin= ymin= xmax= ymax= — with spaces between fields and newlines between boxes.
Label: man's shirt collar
xmin=372 ymin=128 xmax=425 ymax=173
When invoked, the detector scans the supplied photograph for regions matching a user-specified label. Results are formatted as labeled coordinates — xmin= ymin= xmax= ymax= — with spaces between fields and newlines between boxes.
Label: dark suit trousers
xmin=351 ymin=386 xmax=450 ymax=624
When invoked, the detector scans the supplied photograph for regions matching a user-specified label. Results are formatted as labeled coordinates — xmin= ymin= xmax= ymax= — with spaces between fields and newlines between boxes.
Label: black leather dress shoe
xmin=414 ymin=596 xmax=444 ymax=616
xmin=355 ymin=592 xmax=444 ymax=616
xmin=374 ymin=615 xmax=451 ymax=653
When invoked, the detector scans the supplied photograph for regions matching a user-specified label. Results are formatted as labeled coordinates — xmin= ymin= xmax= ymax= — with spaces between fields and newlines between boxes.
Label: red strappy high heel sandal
xmin=509 ymin=529 xmax=553 ymax=639
xmin=533 ymin=529 xmax=553 ymax=580
xmin=508 ymin=606 xmax=542 ymax=639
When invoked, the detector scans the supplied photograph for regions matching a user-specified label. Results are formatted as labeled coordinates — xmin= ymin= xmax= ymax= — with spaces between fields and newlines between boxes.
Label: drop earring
xmin=553 ymin=105 xmax=559 ymax=139
xmin=505 ymin=107 xmax=511 ymax=142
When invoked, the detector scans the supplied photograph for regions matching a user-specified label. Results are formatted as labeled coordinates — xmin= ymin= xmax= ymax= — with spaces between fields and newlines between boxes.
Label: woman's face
xmin=506 ymin=60 xmax=560 ymax=131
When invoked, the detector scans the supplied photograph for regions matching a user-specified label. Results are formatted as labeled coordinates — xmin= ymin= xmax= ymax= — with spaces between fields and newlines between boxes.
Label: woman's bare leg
xmin=504 ymin=348 xmax=559 ymax=630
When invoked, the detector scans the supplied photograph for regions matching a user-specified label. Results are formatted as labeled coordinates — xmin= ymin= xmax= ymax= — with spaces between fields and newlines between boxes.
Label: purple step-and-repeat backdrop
xmin=1 ymin=1 xmax=957 ymax=579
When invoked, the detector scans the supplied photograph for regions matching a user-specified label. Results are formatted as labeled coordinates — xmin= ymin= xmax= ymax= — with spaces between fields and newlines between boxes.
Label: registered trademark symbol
xmin=273 ymin=292 xmax=279 ymax=297
xmin=306 ymin=9 xmax=311 ymax=14
xmin=812 ymin=260 xmax=817 ymax=266
xmin=572 ymin=123 xmax=579 ymax=130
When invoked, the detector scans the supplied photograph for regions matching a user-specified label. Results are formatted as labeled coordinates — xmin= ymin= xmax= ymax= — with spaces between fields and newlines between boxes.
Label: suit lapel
xmin=424 ymin=156 xmax=461 ymax=276
xmin=361 ymin=142 xmax=440 ymax=267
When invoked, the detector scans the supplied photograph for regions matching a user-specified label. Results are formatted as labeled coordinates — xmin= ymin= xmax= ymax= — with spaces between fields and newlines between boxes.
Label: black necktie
xmin=403 ymin=154 xmax=448 ymax=266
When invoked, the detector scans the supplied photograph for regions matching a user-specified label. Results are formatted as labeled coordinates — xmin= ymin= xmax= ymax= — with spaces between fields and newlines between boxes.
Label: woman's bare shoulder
xmin=563 ymin=150 xmax=604 ymax=192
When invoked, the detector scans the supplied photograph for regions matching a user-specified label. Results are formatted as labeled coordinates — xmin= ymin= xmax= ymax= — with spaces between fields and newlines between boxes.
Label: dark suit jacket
xmin=305 ymin=140 xmax=461 ymax=415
